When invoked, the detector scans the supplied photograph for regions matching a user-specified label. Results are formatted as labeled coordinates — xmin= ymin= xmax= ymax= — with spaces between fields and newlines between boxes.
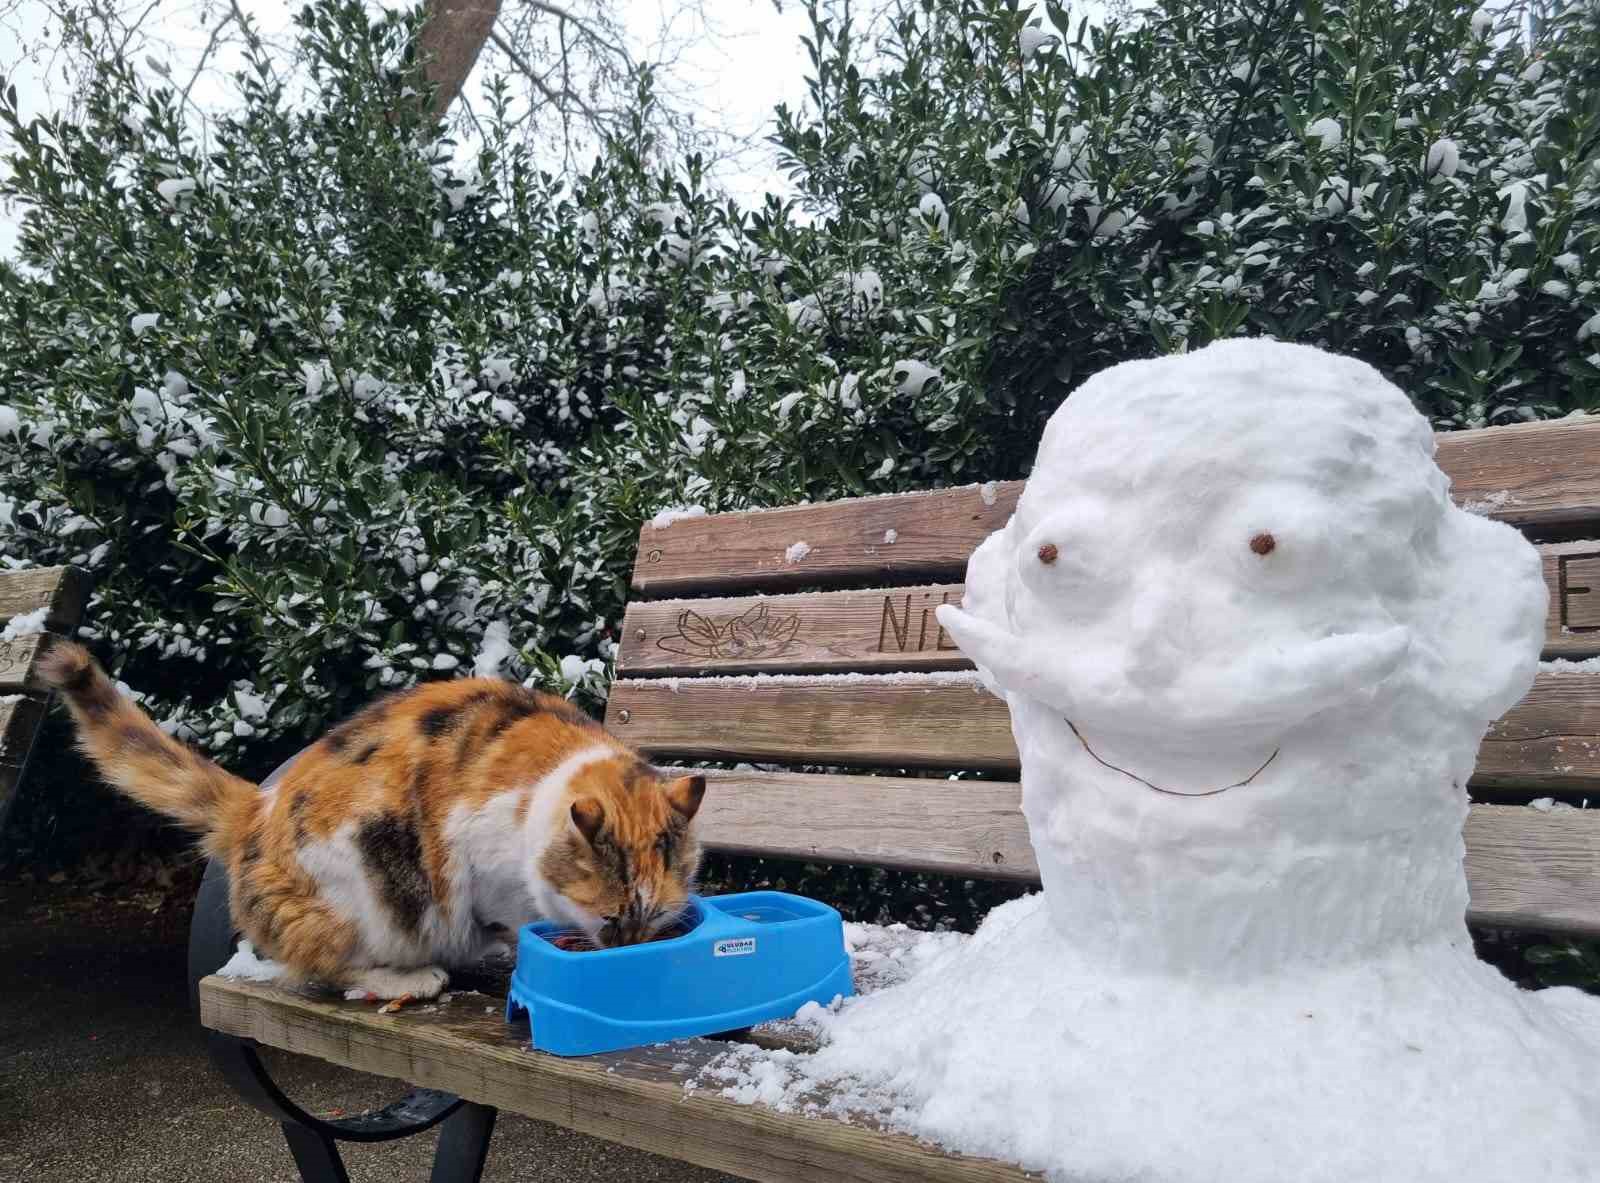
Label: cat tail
xmin=38 ymin=640 xmax=258 ymax=854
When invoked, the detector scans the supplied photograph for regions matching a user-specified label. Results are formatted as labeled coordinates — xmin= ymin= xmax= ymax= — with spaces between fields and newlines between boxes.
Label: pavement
xmin=0 ymin=874 xmax=737 ymax=1183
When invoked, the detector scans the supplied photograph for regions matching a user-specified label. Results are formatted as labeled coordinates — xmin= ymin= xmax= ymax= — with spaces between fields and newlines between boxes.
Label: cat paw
xmin=343 ymin=965 xmax=450 ymax=1002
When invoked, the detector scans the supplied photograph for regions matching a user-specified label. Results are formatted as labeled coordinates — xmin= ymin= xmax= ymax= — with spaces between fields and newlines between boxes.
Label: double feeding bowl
xmin=506 ymin=891 xmax=854 ymax=1056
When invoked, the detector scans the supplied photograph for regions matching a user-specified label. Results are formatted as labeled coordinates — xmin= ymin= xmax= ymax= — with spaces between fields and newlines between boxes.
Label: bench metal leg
xmin=430 ymin=1102 xmax=498 ymax=1183
xmin=282 ymin=1122 xmax=351 ymax=1183
xmin=189 ymin=826 xmax=497 ymax=1183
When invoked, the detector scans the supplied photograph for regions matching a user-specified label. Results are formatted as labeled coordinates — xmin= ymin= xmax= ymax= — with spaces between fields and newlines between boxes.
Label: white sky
xmin=0 ymin=0 xmax=1090 ymax=258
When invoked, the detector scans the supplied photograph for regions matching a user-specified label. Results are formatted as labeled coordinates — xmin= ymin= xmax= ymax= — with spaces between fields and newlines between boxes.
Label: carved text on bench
xmin=878 ymin=591 xmax=960 ymax=654
xmin=1560 ymin=553 xmax=1600 ymax=633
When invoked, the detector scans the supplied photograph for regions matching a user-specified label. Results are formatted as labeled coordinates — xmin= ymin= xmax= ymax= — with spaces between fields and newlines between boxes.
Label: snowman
xmin=742 ymin=340 xmax=1600 ymax=1182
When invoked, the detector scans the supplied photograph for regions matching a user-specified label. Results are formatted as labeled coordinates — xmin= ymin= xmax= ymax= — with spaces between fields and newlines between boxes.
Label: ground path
xmin=0 ymin=874 xmax=737 ymax=1183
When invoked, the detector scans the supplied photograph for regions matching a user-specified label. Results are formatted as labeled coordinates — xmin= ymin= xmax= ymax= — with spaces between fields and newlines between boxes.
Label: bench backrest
xmin=606 ymin=419 xmax=1600 ymax=936
xmin=0 ymin=567 xmax=90 ymax=835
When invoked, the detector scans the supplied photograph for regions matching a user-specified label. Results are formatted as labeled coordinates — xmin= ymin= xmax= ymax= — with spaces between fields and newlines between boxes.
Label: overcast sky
xmin=0 ymin=0 xmax=1090 ymax=258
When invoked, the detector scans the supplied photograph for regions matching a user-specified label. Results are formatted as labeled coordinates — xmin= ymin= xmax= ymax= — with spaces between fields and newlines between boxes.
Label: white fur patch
xmin=440 ymin=744 xmax=618 ymax=946
xmin=343 ymin=965 xmax=449 ymax=1001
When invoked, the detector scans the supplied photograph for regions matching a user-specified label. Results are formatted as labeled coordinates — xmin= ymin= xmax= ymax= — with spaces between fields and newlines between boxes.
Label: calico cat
xmin=39 ymin=641 xmax=705 ymax=1001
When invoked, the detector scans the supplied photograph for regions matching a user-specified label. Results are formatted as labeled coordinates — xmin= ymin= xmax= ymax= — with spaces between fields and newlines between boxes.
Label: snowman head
xmin=939 ymin=339 xmax=1544 ymax=786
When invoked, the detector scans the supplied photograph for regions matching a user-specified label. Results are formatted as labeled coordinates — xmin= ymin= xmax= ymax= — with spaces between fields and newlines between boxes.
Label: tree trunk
xmin=413 ymin=0 xmax=503 ymax=124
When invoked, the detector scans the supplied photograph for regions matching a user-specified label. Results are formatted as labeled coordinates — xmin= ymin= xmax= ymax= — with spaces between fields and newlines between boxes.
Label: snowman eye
xmin=1037 ymin=542 xmax=1059 ymax=565
xmin=1249 ymin=532 xmax=1276 ymax=556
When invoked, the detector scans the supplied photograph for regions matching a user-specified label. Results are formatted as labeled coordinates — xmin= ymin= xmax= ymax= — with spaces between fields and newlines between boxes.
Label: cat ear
xmin=570 ymin=798 xmax=605 ymax=845
xmin=664 ymin=774 xmax=705 ymax=821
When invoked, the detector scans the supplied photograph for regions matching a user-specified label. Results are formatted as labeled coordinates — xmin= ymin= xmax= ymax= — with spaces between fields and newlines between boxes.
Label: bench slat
xmin=0 ymin=566 xmax=90 ymax=631
xmin=618 ymin=545 xmax=1600 ymax=676
xmin=618 ymin=585 xmax=971 ymax=677
xmin=609 ymin=672 xmax=1600 ymax=791
xmin=1544 ymin=540 xmax=1600 ymax=656
xmin=0 ymin=696 xmax=49 ymax=835
xmin=632 ymin=484 xmax=1016 ymax=598
xmin=198 ymin=977 xmax=1035 ymax=1183
xmin=631 ymin=419 xmax=1600 ymax=598
xmin=691 ymin=769 xmax=1600 ymax=935
xmin=693 ymin=768 xmax=1038 ymax=881
xmin=1463 ymin=804 xmax=1600 ymax=932
xmin=1476 ymin=671 xmax=1600 ymax=790
xmin=609 ymin=673 xmax=1016 ymax=772
xmin=0 ymin=635 xmax=51 ymax=693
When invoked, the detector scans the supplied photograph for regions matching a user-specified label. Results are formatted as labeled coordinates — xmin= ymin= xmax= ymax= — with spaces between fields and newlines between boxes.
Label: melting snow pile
xmin=697 ymin=339 xmax=1600 ymax=1181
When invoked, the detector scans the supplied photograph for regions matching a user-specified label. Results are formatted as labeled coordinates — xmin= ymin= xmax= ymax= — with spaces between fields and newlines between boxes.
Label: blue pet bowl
xmin=505 ymin=891 xmax=854 ymax=1056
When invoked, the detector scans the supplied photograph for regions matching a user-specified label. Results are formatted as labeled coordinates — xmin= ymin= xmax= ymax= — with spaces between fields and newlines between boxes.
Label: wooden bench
xmin=191 ymin=416 xmax=1600 ymax=1182
xmin=0 ymin=567 xmax=90 ymax=838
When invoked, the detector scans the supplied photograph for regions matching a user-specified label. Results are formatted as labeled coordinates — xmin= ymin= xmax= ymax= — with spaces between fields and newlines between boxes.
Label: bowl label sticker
xmin=713 ymin=937 xmax=758 ymax=958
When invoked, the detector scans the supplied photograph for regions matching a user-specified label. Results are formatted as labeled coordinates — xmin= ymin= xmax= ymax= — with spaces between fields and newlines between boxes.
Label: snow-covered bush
xmin=0 ymin=0 xmax=1596 ymax=814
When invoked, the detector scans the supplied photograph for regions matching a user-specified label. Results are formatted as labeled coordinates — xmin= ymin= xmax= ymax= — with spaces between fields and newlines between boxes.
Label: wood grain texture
xmin=199 ymin=977 xmax=1037 ymax=1183
xmin=618 ymin=541 xmax=1600 ymax=675
xmin=610 ymin=672 xmax=1600 ymax=789
xmin=0 ymin=634 xmax=51 ymax=693
xmin=0 ymin=696 xmax=49 ymax=835
xmin=618 ymin=585 xmax=972 ymax=676
xmin=607 ymin=673 xmax=1017 ymax=772
xmin=630 ymin=419 xmax=1600 ymax=598
xmin=1463 ymin=804 xmax=1600 ymax=934
xmin=0 ymin=566 xmax=89 ymax=631
xmin=1477 ymin=672 xmax=1600 ymax=790
xmin=1543 ymin=540 xmax=1600 ymax=657
xmin=1438 ymin=418 xmax=1600 ymax=532
xmin=686 ymin=769 xmax=1600 ymax=933
xmin=630 ymin=484 xmax=1020 ymax=598
xmin=691 ymin=768 xmax=1036 ymax=880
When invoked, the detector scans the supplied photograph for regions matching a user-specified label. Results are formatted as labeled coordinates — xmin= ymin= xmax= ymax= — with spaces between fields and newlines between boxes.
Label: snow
xmin=783 ymin=541 xmax=812 ymax=564
xmin=217 ymin=939 xmax=285 ymax=983
xmin=1424 ymin=138 xmax=1460 ymax=179
xmin=1018 ymin=26 xmax=1057 ymax=59
xmin=1 ymin=607 xmax=48 ymax=641
xmin=1540 ymin=657 xmax=1600 ymax=673
xmin=893 ymin=360 xmax=940 ymax=397
xmin=651 ymin=505 xmax=708 ymax=529
xmin=129 ymin=313 xmax=160 ymax=335
xmin=473 ymin=620 xmax=515 ymax=678
xmin=702 ymin=339 xmax=1599 ymax=1181
xmin=0 ymin=406 xmax=19 ymax=437
xmin=882 ymin=529 xmax=897 ymax=545
xmin=1462 ymin=490 xmax=1519 ymax=515
xmin=156 ymin=176 xmax=196 ymax=206
xmin=431 ymin=654 xmax=459 ymax=671
xmin=559 ymin=654 xmax=603 ymax=684
xmin=978 ymin=481 xmax=997 ymax=507
xmin=1306 ymin=117 xmax=1343 ymax=149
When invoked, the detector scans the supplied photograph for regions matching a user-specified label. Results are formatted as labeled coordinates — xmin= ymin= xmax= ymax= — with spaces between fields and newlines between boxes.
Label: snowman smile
xmin=1062 ymin=717 xmax=1281 ymax=798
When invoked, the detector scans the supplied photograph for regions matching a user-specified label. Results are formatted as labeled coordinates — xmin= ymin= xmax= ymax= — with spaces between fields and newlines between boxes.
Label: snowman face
xmin=938 ymin=339 xmax=1544 ymax=775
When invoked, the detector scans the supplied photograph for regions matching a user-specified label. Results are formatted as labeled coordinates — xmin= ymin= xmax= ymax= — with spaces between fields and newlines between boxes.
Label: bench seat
xmin=197 ymin=970 xmax=1037 ymax=1183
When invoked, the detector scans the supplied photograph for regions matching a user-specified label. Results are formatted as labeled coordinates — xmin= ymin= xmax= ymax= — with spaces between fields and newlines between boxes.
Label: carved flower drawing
xmin=657 ymin=602 xmax=802 ymax=660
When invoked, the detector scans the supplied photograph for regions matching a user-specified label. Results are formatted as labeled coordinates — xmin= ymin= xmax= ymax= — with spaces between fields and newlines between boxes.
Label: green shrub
xmin=1 ymin=0 xmax=1597 ymax=865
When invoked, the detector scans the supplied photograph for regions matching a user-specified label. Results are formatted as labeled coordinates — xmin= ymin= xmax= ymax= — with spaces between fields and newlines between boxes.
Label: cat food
xmin=543 ymin=923 xmax=692 ymax=952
